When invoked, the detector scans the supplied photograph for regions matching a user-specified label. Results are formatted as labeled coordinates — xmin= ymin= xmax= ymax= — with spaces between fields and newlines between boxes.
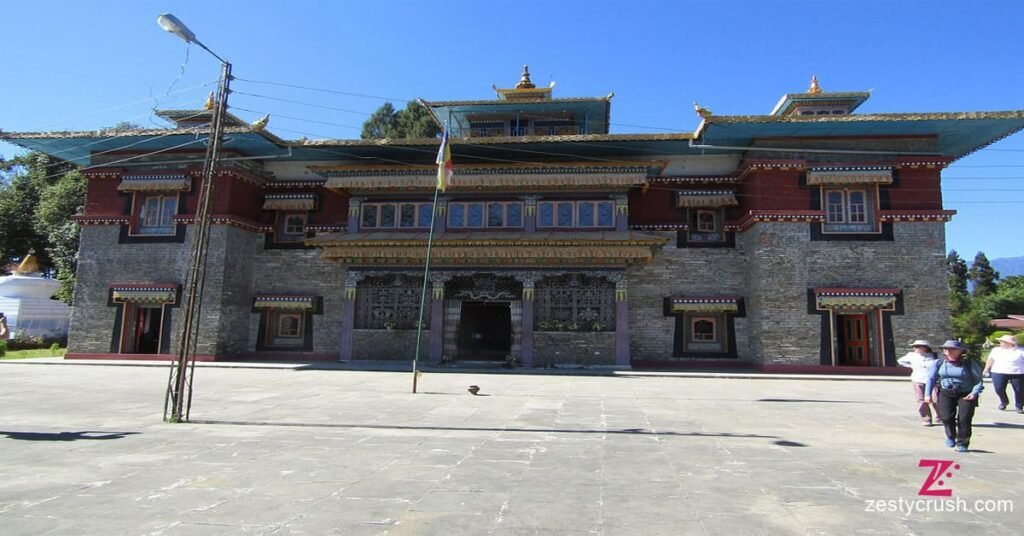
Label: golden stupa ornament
xmin=15 ymin=250 xmax=40 ymax=275
xmin=204 ymin=92 xmax=216 ymax=110
xmin=515 ymin=65 xmax=536 ymax=89
xmin=808 ymin=75 xmax=823 ymax=95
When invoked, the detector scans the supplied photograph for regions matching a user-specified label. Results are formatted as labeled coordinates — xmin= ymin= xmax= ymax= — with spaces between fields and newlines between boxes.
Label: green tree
xmin=968 ymin=251 xmax=999 ymax=297
xmin=361 ymin=101 xmax=398 ymax=139
xmin=947 ymin=250 xmax=969 ymax=295
xmin=394 ymin=101 xmax=440 ymax=139
xmin=35 ymin=170 xmax=86 ymax=303
xmin=0 ymin=152 xmax=83 ymax=303
xmin=361 ymin=101 xmax=439 ymax=139
xmin=0 ymin=153 xmax=74 ymax=271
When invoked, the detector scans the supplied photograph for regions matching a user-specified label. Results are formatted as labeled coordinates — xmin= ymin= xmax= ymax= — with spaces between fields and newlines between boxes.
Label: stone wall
xmin=742 ymin=220 xmax=950 ymax=365
xmin=353 ymin=329 xmax=428 ymax=361
xmin=69 ymin=226 xmax=189 ymax=354
xmin=627 ymin=232 xmax=749 ymax=360
xmin=534 ymin=331 xmax=616 ymax=366
xmin=247 ymin=245 xmax=347 ymax=356
xmin=197 ymin=226 xmax=258 ymax=356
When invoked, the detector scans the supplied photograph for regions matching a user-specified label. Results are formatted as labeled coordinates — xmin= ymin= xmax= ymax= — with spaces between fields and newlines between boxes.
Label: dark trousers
xmin=937 ymin=388 xmax=977 ymax=447
xmin=990 ymin=372 xmax=1024 ymax=409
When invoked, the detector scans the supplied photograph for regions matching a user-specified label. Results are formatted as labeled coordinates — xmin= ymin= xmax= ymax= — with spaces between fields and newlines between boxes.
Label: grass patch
xmin=1 ymin=348 xmax=66 ymax=360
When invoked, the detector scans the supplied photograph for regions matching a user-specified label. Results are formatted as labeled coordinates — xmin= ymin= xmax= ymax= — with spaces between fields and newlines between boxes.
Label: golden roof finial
xmin=808 ymin=75 xmax=823 ymax=95
xmin=515 ymin=64 xmax=536 ymax=89
xmin=250 ymin=114 xmax=270 ymax=132
xmin=15 ymin=250 xmax=40 ymax=275
xmin=204 ymin=92 xmax=216 ymax=110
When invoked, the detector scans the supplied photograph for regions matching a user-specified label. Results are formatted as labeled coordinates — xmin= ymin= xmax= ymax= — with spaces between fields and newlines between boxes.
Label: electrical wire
xmin=231 ymin=91 xmax=370 ymax=116
xmin=3 ymin=107 xmax=212 ymax=180
xmin=233 ymin=77 xmax=405 ymax=103
xmin=33 ymin=81 xmax=216 ymax=131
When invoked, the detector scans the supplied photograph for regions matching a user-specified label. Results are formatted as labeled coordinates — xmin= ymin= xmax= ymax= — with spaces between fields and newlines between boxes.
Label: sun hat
xmin=910 ymin=339 xmax=932 ymax=349
xmin=996 ymin=334 xmax=1018 ymax=345
xmin=939 ymin=340 xmax=967 ymax=351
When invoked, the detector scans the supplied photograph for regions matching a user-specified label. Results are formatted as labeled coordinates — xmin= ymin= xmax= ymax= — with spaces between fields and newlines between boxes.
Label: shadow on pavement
xmin=757 ymin=398 xmax=868 ymax=404
xmin=1 ymin=430 xmax=139 ymax=441
xmin=974 ymin=422 xmax=1024 ymax=430
xmin=190 ymin=419 xmax=783 ymax=440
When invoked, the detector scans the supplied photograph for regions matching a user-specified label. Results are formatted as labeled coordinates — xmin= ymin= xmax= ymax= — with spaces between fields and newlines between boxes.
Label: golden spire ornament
xmin=808 ymin=75 xmax=823 ymax=95
xmin=203 ymin=92 xmax=215 ymax=110
xmin=515 ymin=65 xmax=536 ymax=89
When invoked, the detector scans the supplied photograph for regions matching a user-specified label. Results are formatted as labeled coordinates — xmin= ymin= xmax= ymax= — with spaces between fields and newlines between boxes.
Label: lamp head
xmin=157 ymin=14 xmax=196 ymax=44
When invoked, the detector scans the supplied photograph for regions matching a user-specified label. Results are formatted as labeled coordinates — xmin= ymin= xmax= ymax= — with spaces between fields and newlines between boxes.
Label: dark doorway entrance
xmin=838 ymin=313 xmax=870 ymax=366
xmin=131 ymin=306 xmax=163 ymax=354
xmin=458 ymin=301 xmax=511 ymax=360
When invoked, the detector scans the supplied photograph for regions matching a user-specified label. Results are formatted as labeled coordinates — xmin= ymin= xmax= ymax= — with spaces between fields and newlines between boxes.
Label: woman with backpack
xmin=926 ymin=340 xmax=984 ymax=452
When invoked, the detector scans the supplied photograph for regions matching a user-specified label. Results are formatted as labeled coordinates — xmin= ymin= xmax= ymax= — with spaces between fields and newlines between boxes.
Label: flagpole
xmin=412 ymin=185 xmax=440 ymax=394
xmin=413 ymin=122 xmax=452 ymax=394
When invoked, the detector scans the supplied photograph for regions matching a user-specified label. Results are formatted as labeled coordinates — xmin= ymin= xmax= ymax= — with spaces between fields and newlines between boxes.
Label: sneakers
xmin=1017 ymin=408 xmax=1024 ymax=414
xmin=921 ymin=421 xmax=932 ymax=427
xmin=944 ymin=438 xmax=955 ymax=448
xmin=955 ymin=444 xmax=969 ymax=453
xmin=998 ymin=404 xmax=1007 ymax=410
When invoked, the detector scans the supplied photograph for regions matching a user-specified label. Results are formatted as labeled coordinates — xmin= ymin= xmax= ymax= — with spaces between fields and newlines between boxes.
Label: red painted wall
xmin=889 ymin=167 xmax=943 ymax=210
xmin=739 ymin=169 xmax=811 ymax=211
xmin=84 ymin=178 xmax=126 ymax=215
xmin=628 ymin=187 xmax=683 ymax=225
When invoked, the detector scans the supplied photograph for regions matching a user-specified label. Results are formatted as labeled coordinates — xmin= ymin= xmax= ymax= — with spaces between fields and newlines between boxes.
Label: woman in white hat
xmin=926 ymin=340 xmax=984 ymax=452
xmin=897 ymin=340 xmax=939 ymax=425
xmin=982 ymin=334 xmax=1024 ymax=413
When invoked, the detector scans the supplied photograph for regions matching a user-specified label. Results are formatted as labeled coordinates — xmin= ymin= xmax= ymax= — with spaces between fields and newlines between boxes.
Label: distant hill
xmin=992 ymin=256 xmax=1024 ymax=278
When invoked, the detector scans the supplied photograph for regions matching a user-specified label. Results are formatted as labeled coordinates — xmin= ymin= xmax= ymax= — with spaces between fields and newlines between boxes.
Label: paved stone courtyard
xmin=0 ymin=361 xmax=1021 ymax=535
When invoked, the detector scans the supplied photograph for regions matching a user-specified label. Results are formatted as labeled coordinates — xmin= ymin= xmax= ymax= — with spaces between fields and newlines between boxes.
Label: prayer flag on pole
xmin=436 ymin=123 xmax=453 ymax=191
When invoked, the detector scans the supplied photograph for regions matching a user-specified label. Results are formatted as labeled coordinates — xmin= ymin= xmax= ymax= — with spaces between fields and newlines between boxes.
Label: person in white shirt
xmin=897 ymin=340 xmax=940 ymax=425
xmin=982 ymin=334 xmax=1024 ymax=413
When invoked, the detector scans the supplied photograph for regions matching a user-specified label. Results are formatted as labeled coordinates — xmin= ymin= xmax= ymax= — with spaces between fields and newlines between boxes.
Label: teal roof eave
xmin=427 ymin=99 xmax=611 ymax=134
xmin=695 ymin=112 xmax=1024 ymax=160
xmin=0 ymin=130 xmax=291 ymax=166
xmin=769 ymin=92 xmax=871 ymax=116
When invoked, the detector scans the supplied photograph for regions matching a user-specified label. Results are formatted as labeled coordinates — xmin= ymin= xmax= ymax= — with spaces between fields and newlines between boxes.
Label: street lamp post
xmin=157 ymin=14 xmax=233 ymax=423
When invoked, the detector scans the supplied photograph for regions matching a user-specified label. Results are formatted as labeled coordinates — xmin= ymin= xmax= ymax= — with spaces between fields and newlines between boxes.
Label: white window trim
xmin=135 ymin=193 xmax=178 ymax=235
xmin=821 ymin=186 xmax=879 ymax=234
xmin=278 ymin=212 xmax=308 ymax=241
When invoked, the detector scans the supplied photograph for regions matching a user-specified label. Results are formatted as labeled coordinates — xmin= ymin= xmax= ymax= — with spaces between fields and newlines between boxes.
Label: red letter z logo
xmin=918 ymin=459 xmax=958 ymax=496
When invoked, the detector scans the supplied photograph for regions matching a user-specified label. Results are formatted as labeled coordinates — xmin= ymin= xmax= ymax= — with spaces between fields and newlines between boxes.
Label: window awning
xmin=665 ymin=296 xmax=742 ymax=314
xmin=253 ymin=294 xmax=316 ymax=310
xmin=262 ymin=194 xmax=317 ymax=211
xmin=117 ymin=175 xmax=190 ymax=192
xmin=806 ymin=168 xmax=893 ymax=186
xmin=814 ymin=288 xmax=900 ymax=309
xmin=676 ymin=190 xmax=739 ymax=208
xmin=110 ymin=283 xmax=179 ymax=304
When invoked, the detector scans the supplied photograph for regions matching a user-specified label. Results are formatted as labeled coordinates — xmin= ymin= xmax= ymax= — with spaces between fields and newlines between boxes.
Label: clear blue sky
xmin=2 ymin=1 xmax=1022 ymax=260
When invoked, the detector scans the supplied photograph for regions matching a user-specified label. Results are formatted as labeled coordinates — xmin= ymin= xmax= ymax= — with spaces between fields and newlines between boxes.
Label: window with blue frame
xmin=537 ymin=200 xmax=615 ymax=228
xmin=360 ymin=202 xmax=432 ymax=229
xmin=449 ymin=201 xmax=523 ymax=228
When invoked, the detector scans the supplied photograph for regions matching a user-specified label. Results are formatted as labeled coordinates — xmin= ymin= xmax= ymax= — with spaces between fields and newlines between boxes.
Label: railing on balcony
xmin=460 ymin=125 xmax=588 ymax=138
